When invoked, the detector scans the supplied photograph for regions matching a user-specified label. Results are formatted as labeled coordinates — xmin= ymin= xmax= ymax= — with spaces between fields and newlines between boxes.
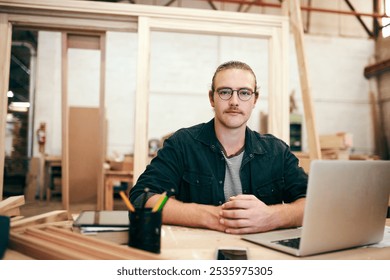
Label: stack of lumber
xmin=0 ymin=196 xmax=162 ymax=259
xmin=0 ymin=195 xmax=25 ymax=217
xmin=319 ymin=132 xmax=353 ymax=160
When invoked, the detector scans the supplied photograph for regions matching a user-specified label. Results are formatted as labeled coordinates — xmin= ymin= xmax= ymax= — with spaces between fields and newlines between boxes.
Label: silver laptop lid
xmin=299 ymin=160 xmax=390 ymax=256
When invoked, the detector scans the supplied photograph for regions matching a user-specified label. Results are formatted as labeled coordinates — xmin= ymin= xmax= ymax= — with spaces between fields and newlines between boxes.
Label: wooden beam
xmin=0 ymin=195 xmax=25 ymax=215
xmin=133 ymin=16 xmax=151 ymax=184
xmin=289 ymin=0 xmax=321 ymax=160
xmin=343 ymin=0 xmax=373 ymax=38
xmin=2 ymin=207 xmax=20 ymax=216
xmin=97 ymin=33 xmax=106 ymax=210
xmin=0 ymin=13 xmax=12 ymax=201
xmin=61 ymin=32 xmax=70 ymax=211
xmin=364 ymin=59 xmax=390 ymax=79
xmin=11 ymin=210 xmax=69 ymax=229
xmin=9 ymin=224 xmax=162 ymax=259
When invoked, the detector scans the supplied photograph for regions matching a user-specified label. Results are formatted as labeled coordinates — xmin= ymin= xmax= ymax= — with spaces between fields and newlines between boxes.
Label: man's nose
xmin=229 ymin=90 xmax=240 ymax=105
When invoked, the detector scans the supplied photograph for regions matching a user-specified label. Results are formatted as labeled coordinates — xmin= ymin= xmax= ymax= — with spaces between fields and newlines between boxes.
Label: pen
xmin=119 ymin=191 xmax=135 ymax=212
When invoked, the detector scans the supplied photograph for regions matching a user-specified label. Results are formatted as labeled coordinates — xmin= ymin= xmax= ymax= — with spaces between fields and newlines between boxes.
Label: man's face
xmin=209 ymin=68 xmax=258 ymax=130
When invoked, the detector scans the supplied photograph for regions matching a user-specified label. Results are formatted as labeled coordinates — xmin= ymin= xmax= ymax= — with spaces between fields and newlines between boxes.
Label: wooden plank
xmin=44 ymin=226 xmax=160 ymax=259
xmin=61 ymin=32 xmax=69 ymax=211
xmin=97 ymin=33 xmax=106 ymax=210
xmin=289 ymin=0 xmax=321 ymax=160
xmin=69 ymin=108 xmax=100 ymax=204
xmin=0 ymin=195 xmax=25 ymax=215
xmin=7 ymin=13 xmax=137 ymax=32
xmin=25 ymin=227 xmax=130 ymax=259
xmin=2 ymin=207 xmax=20 ymax=217
xmin=0 ymin=13 xmax=12 ymax=201
xmin=10 ymin=224 xmax=162 ymax=259
xmin=11 ymin=210 xmax=69 ymax=229
xmin=133 ymin=16 xmax=151 ymax=184
xmin=267 ymin=24 xmax=290 ymax=143
xmin=67 ymin=34 xmax=101 ymax=50
xmin=9 ymin=231 xmax=97 ymax=259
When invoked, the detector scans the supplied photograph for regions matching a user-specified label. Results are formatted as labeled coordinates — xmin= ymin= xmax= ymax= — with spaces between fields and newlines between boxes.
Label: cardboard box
xmin=108 ymin=155 xmax=133 ymax=171
xmin=293 ymin=152 xmax=311 ymax=174
xmin=319 ymin=132 xmax=353 ymax=150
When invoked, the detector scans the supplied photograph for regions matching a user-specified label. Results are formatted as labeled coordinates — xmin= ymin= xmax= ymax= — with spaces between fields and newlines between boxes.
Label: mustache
xmin=224 ymin=108 xmax=243 ymax=114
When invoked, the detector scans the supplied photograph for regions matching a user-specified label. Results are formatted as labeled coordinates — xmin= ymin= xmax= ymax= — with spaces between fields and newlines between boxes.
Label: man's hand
xmin=219 ymin=195 xmax=305 ymax=234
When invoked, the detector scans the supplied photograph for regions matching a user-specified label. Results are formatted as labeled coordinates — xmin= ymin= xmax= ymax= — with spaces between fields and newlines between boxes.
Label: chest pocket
xmin=254 ymin=178 xmax=284 ymax=205
xmin=182 ymin=171 xmax=213 ymax=204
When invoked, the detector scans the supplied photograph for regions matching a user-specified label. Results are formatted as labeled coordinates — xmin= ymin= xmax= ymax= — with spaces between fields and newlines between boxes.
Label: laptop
xmin=242 ymin=160 xmax=390 ymax=256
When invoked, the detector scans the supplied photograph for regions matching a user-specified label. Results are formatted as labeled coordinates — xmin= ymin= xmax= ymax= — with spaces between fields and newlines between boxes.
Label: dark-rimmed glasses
xmin=215 ymin=87 xmax=255 ymax=101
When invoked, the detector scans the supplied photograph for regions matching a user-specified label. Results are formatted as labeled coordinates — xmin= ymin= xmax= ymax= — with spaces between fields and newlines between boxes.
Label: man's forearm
xmin=270 ymin=197 xmax=306 ymax=229
xmin=145 ymin=195 xmax=225 ymax=231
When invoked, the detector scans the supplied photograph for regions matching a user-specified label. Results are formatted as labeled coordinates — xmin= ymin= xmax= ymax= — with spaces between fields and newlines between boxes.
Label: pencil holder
xmin=0 ymin=215 xmax=10 ymax=259
xmin=128 ymin=208 xmax=162 ymax=254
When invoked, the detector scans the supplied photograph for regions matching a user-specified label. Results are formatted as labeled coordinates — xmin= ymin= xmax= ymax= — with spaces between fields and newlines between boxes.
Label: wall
xmin=34 ymin=29 xmax=375 ymax=157
xmin=376 ymin=35 xmax=390 ymax=159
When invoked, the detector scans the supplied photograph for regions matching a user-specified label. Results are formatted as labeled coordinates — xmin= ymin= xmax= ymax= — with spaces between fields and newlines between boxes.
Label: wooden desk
xmin=158 ymin=223 xmax=390 ymax=260
xmin=4 ymin=219 xmax=390 ymax=260
xmin=104 ymin=170 xmax=133 ymax=210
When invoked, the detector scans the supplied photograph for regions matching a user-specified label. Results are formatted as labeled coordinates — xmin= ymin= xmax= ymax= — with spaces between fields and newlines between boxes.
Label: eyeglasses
xmin=215 ymin=87 xmax=255 ymax=101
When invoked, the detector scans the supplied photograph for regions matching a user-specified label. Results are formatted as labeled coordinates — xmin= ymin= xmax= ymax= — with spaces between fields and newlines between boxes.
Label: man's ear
xmin=209 ymin=90 xmax=215 ymax=107
xmin=253 ymin=94 xmax=259 ymax=107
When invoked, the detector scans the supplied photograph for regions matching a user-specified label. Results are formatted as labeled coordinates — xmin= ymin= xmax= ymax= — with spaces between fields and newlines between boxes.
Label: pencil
xmin=151 ymin=192 xmax=167 ymax=212
xmin=119 ymin=191 xmax=135 ymax=212
xmin=155 ymin=195 xmax=169 ymax=212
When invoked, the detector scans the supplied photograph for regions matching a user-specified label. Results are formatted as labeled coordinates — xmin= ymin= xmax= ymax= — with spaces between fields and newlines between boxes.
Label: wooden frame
xmin=0 ymin=0 xmax=289 ymax=201
xmin=61 ymin=33 xmax=106 ymax=210
xmin=9 ymin=210 xmax=160 ymax=259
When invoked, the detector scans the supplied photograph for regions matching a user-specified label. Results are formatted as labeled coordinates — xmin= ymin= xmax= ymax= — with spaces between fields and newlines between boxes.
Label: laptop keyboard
xmin=273 ymin=237 xmax=301 ymax=249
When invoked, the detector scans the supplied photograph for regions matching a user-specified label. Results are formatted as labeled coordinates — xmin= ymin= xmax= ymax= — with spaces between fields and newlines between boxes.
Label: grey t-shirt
xmin=222 ymin=149 xmax=244 ymax=201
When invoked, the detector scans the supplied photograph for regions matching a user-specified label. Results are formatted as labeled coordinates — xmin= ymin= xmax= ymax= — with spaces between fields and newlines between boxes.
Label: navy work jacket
xmin=130 ymin=119 xmax=308 ymax=207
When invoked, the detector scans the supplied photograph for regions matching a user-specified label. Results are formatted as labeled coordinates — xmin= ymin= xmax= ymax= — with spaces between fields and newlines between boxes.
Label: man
xmin=130 ymin=61 xmax=308 ymax=234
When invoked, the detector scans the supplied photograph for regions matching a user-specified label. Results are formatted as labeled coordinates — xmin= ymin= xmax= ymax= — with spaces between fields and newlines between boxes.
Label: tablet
xmin=73 ymin=210 xmax=130 ymax=227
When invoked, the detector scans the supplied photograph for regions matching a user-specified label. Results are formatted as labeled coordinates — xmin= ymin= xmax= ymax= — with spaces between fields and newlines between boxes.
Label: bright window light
xmin=383 ymin=0 xmax=390 ymax=38
xmin=8 ymin=102 xmax=30 ymax=112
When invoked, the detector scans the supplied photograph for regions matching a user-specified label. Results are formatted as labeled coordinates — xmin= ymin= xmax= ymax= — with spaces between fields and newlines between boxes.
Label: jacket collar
xmin=195 ymin=118 xmax=266 ymax=155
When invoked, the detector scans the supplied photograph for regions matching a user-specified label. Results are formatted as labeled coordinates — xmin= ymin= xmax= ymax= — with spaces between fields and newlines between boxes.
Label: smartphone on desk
xmin=216 ymin=247 xmax=248 ymax=260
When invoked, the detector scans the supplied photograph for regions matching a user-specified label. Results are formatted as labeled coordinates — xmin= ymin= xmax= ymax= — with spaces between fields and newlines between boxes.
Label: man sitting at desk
xmin=130 ymin=61 xmax=308 ymax=234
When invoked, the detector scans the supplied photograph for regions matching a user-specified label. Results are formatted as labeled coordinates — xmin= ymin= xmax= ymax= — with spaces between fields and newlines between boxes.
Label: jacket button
xmin=249 ymin=154 xmax=253 ymax=158
xmin=219 ymin=181 xmax=223 ymax=184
